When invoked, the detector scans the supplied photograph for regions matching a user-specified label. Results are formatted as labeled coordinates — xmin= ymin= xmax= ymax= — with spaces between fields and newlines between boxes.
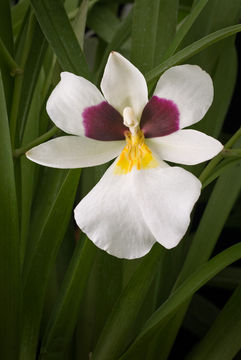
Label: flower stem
xmin=222 ymin=148 xmax=241 ymax=157
xmin=13 ymin=126 xmax=59 ymax=158
xmin=199 ymin=127 xmax=241 ymax=184
xmin=0 ymin=37 xmax=23 ymax=76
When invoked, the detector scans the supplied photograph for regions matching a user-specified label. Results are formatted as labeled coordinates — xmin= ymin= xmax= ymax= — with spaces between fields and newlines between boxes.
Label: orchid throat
xmin=115 ymin=107 xmax=159 ymax=174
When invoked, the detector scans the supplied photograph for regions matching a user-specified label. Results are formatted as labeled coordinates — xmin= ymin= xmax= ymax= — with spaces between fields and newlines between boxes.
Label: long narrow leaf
xmin=145 ymin=24 xmax=241 ymax=83
xmin=96 ymin=10 xmax=132 ymax=84
xmin=162 ymin=0 xmax=209 ymax=59
xmin=121 ymin=242 xmax=241 ymax=359
xmin=0 ymin=73 xmax=20 ymax=359
xmin=91 ymin=245 xmax=164 ymax=360
xmin=187 ymin=282 xmax=241 ymax=359
xmin=30 ymin=0 xmax=91 ymax=79
xmin=40 ymin=238 xmax=96 ymax=360
xmin=18 ymin=20 xmax=47 ymax=142
xmin=0 ymin=0 xmax=14 ymax=110
xmin=87 ymin=4 xmax=120 ymax=43
xmin=131 ymin=0 xmax=178 ymax=72
xmin=20 ymin=169 xmax=81 ymax=359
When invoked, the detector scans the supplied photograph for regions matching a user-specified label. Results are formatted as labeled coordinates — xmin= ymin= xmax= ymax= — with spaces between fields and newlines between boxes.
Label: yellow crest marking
xmin=115 ymin=130 xmax=159 ymax=174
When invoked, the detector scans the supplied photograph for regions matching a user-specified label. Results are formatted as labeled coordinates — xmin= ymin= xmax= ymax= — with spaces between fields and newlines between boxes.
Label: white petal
xmin=26 ymin=136 xmax=125 ymax=169
xmin=132 ymin=167 xmax=201 ymax=249
xmin=147 ymin=130 xmax=223 ymax=165
xmin=153 ymin=65 xmax=214 ymax=129
xmin=101 ymin=52 xmax=148 ymax=119
xmin=74 ymin=162 xmax=155 ymax=259
xmin=47 ymin=72 xmax=105 ymax=135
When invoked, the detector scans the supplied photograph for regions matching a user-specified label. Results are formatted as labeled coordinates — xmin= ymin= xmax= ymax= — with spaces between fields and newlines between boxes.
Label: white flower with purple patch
xmin=27 ymin=52 xmax=223 ymax=259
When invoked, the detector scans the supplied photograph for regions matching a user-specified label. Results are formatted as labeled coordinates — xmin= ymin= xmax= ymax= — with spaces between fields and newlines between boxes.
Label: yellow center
xmin=115 ymin=130 xmax=159 ymax=175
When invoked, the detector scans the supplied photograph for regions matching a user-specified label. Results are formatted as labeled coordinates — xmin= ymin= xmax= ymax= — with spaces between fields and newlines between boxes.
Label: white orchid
xmin=27 ymin=52 xmax=223 ymax=259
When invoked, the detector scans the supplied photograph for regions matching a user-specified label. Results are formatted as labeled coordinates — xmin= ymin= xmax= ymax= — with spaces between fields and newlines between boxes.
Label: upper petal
xmin=74 ymin=162 xmax=155 ymax=259
xmin=47 ymin=72 xmax=105 ymax=136
xmin=153 ymin=65 xmax=214 ymax=129
xmin=82 ymin=101 xmax=126 ymax=141
xmin=140 ymin=96 xmax=179 ymax=138
xmin=146 ymin=129 xmax=223 ymax=165
xmin=101 ymin=52 xmax=148 ymax=119
xmin=132 ymin=167 xmax=201 ymax=249
xmin=26 ymin=136 xmax=125 ymax=168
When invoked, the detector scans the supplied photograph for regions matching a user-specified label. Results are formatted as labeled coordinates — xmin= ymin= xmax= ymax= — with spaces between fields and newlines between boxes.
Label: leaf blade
xmin=20 ymin=169 xmax=81 ymax=359
xmin=30 ymin=0 xmax=91 ymax=79
xmin=121 ymin=242 xmax=241 ymax=359
xmin=146 ymin=24 xmax=241 ymax=83
xmin=0 ymin=73 xmax=20 ymax=359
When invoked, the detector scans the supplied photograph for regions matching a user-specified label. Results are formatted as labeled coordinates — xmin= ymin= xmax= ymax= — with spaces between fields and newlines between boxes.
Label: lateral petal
xmin=47 ymin=72 xmax=105 ymax=136
xmin=153 ymin=65 xmax=214 ymax=129
xmin=147 ymin=129 xmax=223 ymax=165
xmin=26 ymin=136 xmax=125 ymax=168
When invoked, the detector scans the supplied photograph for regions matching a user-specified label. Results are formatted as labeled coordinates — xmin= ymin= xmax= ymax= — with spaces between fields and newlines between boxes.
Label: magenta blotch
xmin=83 ymin=101 xmax=126 ymax=141
xmin=140 ymin=96 xmax=179 ymax=138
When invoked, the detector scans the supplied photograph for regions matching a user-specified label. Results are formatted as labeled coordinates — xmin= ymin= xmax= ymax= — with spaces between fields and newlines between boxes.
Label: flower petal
xmin=83 ymin=101 xmax=127 ymax=141
xmin=47 ymin=72 xmax=105 ymax=135
xmin=26 ymin=136 xmax=125 ymax=168
xmin=153 ymin=65 xmax=214 ymax=129
xmin=74 ymin=163 xmax=156 ymax=259
xmin=132 ymin=167 xmax=201 ymax=249
xmin=147 ymin=130 xmax=223 ymax=165
xmin=101 ymin=52 xmax=148 ymax=119
xmin=140 ymin=96 xmax=179 ymax=138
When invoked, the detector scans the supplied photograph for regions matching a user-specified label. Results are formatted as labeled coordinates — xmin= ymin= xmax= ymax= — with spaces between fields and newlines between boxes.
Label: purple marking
xmin=140 ymin=96 xmax=179 ymax=138
xmin=83 ymin=101 xmax=127 ymax=141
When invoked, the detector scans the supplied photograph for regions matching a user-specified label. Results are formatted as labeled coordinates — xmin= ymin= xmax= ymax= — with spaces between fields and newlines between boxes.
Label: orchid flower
xmin=27 ymin=52 xmax=223 ymax=259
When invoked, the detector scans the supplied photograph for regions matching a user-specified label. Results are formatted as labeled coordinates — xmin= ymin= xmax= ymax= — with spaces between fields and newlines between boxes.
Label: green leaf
xmin=131 ymin=0 xmax=178 ymax=73
xmin=39 ymin=238 xmax=96 ymax=360
xmin=208 ymin=266 xmax=241 ymax=290
xmin=72 ymin=0 xmax=89 ymax=48
xmin=176 ymin=162 xmax=241 ymax=286
xmin=20 ymin=76 xmax=42 ymax=263
xmin=10 ymin=12 xmax=36 ymax=148
xmin=91 ymin=245 xmax=164 ymax=360
xmin=163 ymin=0 xmax=209 ymax=60
xmin=87 ymin=4 xmax=120 ymax=43
xmin=18 ymin=19 xmax=48 ymax=143
xmin=0 ymin=73 xmax=20 ymax=359
xmin=20 ymin=169 xmax=81 ymax=359
xmin=181 ymin=0 xmax=241 ymax=51
xmin=19 ymin=21 xmax=48 ymax=142
xmin=120 ymin=243 xmax=241 ymax=359
xmin=30 ymin=0 xmax=91 ymax=79
xmin=0 ymin=0 xmax=14 ymax=111
xmin=11 ymin=0 xmax=30 ymax=37
xmin=187 ymin=282 xmax=241 ymax=360
xmin=202 ymin=157 xmax=241 ymax=189
xmin=183 ymin=294 xmax=219 ymax=338
xmin=145 ymin=24 xmax=241 ymax=84
xmin=75 ymin=249 xmax=123 ymax=359
xmin=195 ymin=41 xmax=237 ymax=138
xmin=95 ymin=9 xmax=132 ymax=84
